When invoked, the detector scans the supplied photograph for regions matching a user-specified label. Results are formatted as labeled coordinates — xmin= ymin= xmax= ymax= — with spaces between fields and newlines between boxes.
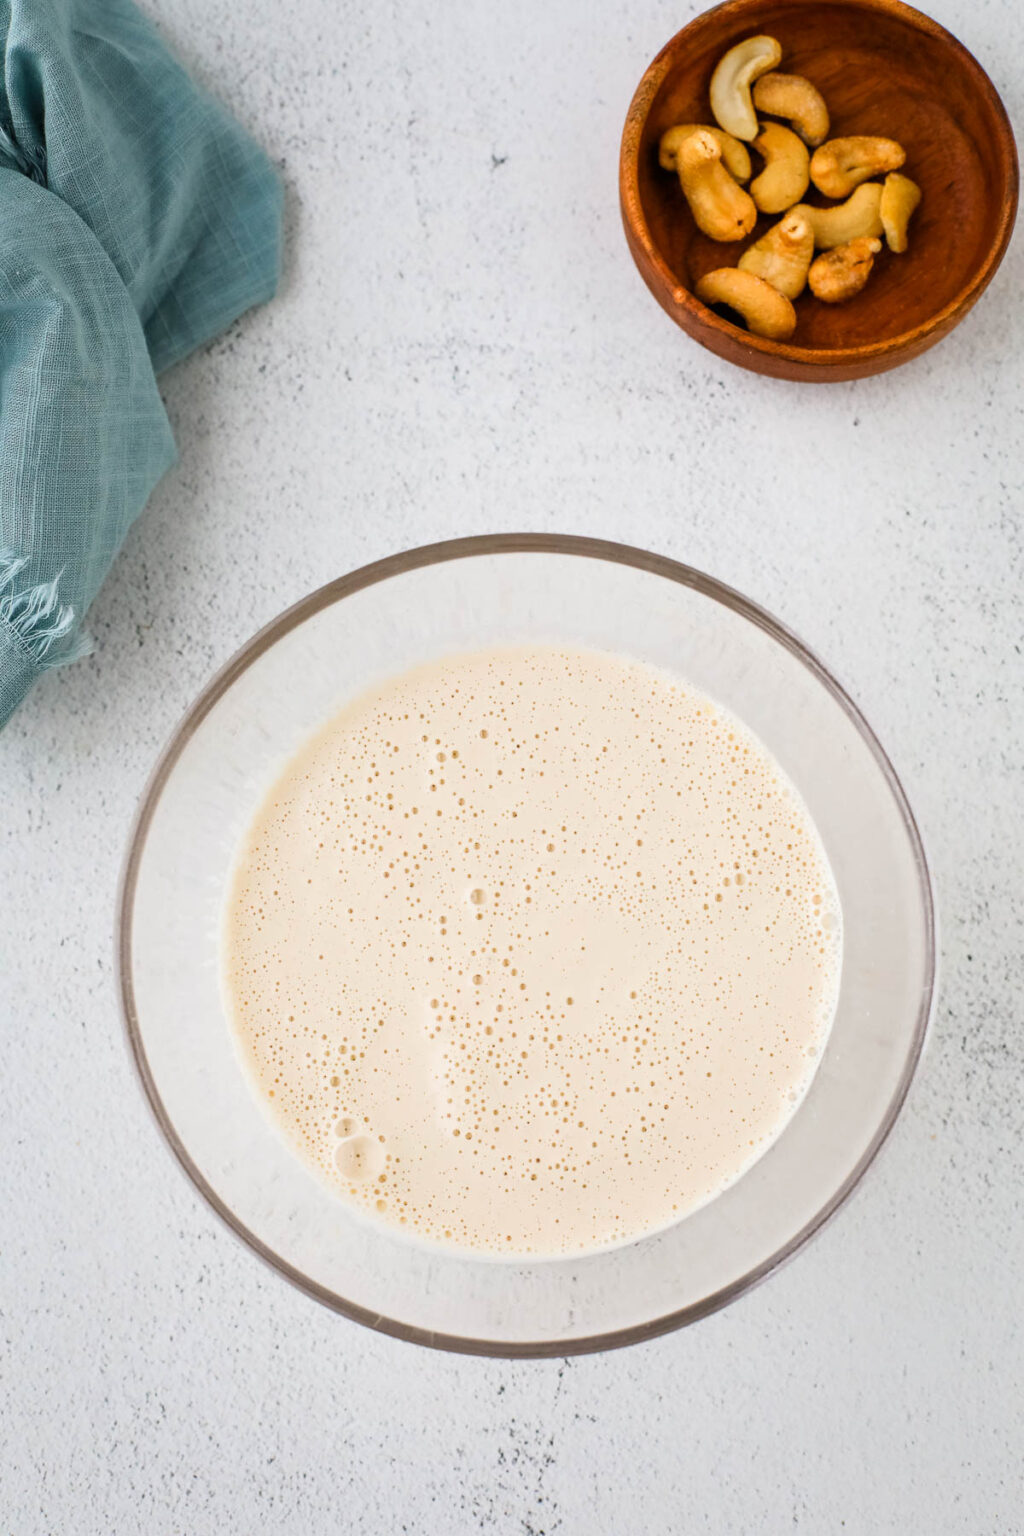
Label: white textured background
xmin=3 ymin=0 xmax=1023 ymax=1529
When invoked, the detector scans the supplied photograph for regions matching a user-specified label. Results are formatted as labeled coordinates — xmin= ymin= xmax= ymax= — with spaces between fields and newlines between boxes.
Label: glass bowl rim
xmin=116 ymin=532 xmax=936 ymax=1357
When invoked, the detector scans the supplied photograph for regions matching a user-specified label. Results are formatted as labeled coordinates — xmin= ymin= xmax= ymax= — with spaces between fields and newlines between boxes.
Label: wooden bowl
xmin=620 ymin=0 xmax=1018 ymax=381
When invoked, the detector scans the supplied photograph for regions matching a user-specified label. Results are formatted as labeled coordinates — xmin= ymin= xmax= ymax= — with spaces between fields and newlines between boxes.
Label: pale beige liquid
xmin=224 ymin=646 xmax=841 ymax=1257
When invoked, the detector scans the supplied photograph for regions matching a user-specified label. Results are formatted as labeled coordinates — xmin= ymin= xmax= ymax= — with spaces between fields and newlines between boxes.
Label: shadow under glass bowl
xmin=119 ymin=535 xmax=935 ymax=1356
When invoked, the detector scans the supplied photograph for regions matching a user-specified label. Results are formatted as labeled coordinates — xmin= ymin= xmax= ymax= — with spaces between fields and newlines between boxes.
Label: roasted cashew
xmin=750 ymin=122 xmax=810 ymax=213
xmin=752 ymin=72 xmax=830 ymax=147
xmin=709 ymin=35 xmax=782 ymax=142
xmin=880 ymin=172 xmax=922 ymax=253
xmin=738 ymin=210 xmax=814 ymax=299
xmin=659 ymin=123 xmax=752 ymax=183
xmin=674 ymin=129 xmax=758 ymax=242
xmin=695 ymin=267 xmax=797 ymax=339
xmin=809 ymin=135 xmax=905 ymax=198
xmin=790 ymin=183 xmax=884 ymax=249
xmin=808 ymin=237 xmax=882 ymax=302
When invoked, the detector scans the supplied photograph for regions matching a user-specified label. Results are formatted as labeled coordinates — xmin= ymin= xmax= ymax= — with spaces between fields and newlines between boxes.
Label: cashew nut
xmin=752 ymin=72 xmax=830 ymax=147
xmin=750 ymin=122 xmax=810 ymax=214
xmin=880 ymin=172 xmax=922 ymax=253
xmin=674 ymin=128 xmax=758 ymax=242
xmin=738 ymin=210 xmax=814 ymax=300
xmin=809 ymin=136 xmax=906 ymax=198
xmin=808 ymin=237 xmax=882 ymax=302
xmin=695 ymin=267 xmax=796 ymax=339
xmin=789 ymin=183 xmax=884 ymax=249
xmin=709 ymin=35 xmax=783 ymax=142
xmin=659 ymin=124 xmax=752 ymax=183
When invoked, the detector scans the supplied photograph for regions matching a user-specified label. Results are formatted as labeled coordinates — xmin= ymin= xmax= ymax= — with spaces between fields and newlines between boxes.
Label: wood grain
xmin=620 ymin=0 xmax=1018 ymax=381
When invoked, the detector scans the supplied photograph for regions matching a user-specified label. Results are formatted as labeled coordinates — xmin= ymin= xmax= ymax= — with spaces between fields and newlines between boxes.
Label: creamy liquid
xmin=224 ymin=646 xmax=841 ymax=1257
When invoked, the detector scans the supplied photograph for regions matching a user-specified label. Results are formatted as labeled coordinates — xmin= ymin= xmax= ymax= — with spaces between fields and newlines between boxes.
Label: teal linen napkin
xmin=0 ymin=0 xmax=282 ymax=728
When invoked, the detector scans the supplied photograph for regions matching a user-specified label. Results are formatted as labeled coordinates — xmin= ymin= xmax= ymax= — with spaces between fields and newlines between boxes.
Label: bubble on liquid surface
xmin=335 ymin=1133 xmax=385 ymax=1182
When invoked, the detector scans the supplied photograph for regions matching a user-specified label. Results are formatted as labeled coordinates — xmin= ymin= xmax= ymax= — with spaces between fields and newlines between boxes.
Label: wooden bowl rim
xmin=620 ymin=0 xmax=1020 ymax=368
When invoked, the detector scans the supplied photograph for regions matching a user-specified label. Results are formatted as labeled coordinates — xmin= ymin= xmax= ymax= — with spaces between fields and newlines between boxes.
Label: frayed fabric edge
xmin=0 ymin=120 xmax=47 ymax=184
xmin=0 ymin=549 xmax=92 ymax=672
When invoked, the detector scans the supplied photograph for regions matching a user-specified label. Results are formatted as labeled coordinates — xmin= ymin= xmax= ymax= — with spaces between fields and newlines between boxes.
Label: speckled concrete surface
xmin=2 ymin=0 xmax=1023 ymax=1530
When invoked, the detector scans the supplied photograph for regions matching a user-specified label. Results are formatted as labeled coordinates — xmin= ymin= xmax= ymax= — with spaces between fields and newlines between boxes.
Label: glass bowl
xmin=118 ymin=535 xmax=935 ymax=1356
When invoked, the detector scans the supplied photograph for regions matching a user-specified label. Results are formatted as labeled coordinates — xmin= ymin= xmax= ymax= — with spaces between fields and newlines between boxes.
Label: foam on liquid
xmin=223 ymin=647 xmax=841 ymax=1257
